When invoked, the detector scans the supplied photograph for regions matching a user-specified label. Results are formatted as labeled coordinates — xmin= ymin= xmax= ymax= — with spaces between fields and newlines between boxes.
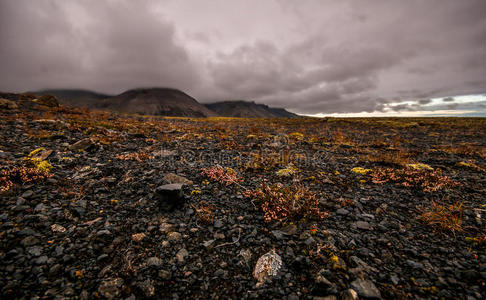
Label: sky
xmin=1 ymin=0 xmax=485 ymax=116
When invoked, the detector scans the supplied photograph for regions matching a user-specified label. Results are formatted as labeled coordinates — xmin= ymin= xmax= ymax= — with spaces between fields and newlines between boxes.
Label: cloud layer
xmin=1 ymin=0 xmax=485 ymax=114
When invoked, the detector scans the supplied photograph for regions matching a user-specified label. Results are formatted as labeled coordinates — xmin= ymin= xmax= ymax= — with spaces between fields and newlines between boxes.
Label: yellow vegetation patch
xmin=207 ymin=117 xmax=244 ymax=121
xmin=329 ymin=254 xmax=339 ymax=264
xmin=31 ymin=159 xmax=53 ymax=172
xmin=457 ymin=161 xmax=474 ymax=168
xmin=457 ymin=161 xmax=484 ymax=172
xmin=276 ymin=166 xmax=298 ymax=177
xmin=24 ymin=149 xmax=53 ymax=172
xmin=27 ymin=148 xmax=46 ymax=158
xmin=351 ymin=167 xmax=372 ymax=175
xmin=289 ymin=132 xmax=305 ymax=140
xmin=407 ymin=163 xmax=433 ymax=170
xmin=191 ymin=189 xmax=202 ymax=196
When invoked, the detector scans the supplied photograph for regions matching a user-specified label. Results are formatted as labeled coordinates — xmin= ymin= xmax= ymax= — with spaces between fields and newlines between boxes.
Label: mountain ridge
xmin=34 ymin=89 xmax=111 ymax=108
xmin=34 ymin=88 xmax=298 ymax=118
xmin=204 ymin=100 xmax=298 ymax=118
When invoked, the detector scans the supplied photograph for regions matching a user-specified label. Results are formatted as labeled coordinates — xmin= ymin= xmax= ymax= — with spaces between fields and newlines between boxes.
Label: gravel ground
xmin=1 ymin=94 xmax=485 ymax=299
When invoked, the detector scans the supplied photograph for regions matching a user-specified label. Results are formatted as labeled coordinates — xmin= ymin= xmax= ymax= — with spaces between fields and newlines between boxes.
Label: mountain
xmin=204 ymin=100 xmax=298 ymax=118
xmin=267 ymin=107 xmax=299 ymax=118
xmin=34 ymin=89 xmax=110 ymax=108
xmin=33 ymin=89 xmax=298 ymax=118
xmin=98 ymin=88 xmax=217 ymax=117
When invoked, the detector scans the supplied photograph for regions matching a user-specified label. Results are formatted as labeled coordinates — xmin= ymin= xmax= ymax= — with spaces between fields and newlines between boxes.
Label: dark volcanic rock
xmin=1 ymin=91 xmax=485 ymax=300
xmin=163 ymin=173 xmax=193 ymax=186
xmin=154 ymin=183 xmax=185 ymax=211
xmin=69 ymin=138 xmax=95 ymax=151
xmin=350 ymin=279 xmax=381 ymax=299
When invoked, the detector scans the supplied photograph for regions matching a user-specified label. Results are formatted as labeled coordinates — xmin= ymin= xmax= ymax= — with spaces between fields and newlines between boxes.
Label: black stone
xmin=154 ymin=183 xmax=185 ymax=211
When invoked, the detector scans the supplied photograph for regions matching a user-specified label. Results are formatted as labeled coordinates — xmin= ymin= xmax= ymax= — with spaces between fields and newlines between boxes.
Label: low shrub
xmin=0 ymin=166 xmax=52 ymax=193
xmin=243 ymin=181 xmax=327 ymax=222
xmin=201 ymin=166 xmax=242 ymax=186
xmin=370 ymin=167 xmax=459 ymax=192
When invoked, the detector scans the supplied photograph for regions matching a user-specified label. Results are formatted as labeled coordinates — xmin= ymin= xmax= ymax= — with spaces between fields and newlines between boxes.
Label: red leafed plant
xmin=115 ymin=151 xmax=152 ymax=162
xmin=370 ymin=167 xmax=459 ymax=192
xmin=0 ymin=166 xmax=52 ymax=193
xmin=243 ymin=181 xmax=327 ymax=222
xmin=201 ymin=165 xmax=242 ymax=186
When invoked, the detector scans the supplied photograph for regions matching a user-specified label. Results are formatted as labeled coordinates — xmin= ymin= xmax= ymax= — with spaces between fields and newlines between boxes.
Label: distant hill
xmin=34 ymin=89 xmax=110 ymax=108
xmin=98 ymin=88 xmax=217 ymax=117
xmin=204 ymin=100 xmax=298 ymax=118
xmin=33 ymin=89 xmax=298 ymax=118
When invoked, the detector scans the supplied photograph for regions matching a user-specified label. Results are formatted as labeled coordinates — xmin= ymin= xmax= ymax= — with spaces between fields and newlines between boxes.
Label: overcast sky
xmin=1 ymin=0 xmax=485 ymax=115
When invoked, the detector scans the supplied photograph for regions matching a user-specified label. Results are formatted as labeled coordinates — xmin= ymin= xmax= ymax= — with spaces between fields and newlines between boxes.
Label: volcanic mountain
xmin=96 ymin=88 xmax=217 ymax=117
xmin=34 ymin=88 xmax=298 ymax=118
xmin=204 ymin=100 xmax=298 ymax=118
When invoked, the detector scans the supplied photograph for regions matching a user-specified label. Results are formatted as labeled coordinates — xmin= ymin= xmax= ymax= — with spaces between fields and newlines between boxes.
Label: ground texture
xmin=1 ymin=94 xmax=486 ymax=299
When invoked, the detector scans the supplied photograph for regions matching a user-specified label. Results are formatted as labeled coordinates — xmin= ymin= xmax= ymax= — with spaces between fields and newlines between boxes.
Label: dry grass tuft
xmin=420 ymin=201 xmax=464 ymax=233
xmin=191 ymin=201 xmax=215 ymax=224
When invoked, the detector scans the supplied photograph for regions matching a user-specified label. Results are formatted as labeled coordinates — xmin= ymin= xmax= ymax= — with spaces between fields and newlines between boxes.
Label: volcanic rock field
xmin=1 ymin=94 xmax=485 ymax=299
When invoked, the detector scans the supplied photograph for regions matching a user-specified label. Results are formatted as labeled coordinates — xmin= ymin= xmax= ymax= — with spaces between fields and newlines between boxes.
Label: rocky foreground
xmin=0 ymin=94 xmax=485 ymax=299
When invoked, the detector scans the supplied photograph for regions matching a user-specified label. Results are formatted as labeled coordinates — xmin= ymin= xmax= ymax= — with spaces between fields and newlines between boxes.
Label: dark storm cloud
xmin=206 ymin=0 xmax=486 ymax=114
xmin=389 ymin=104 xmax=418 ymax=112
xmin=1 ymin=0 xmax=485 ymax=114
xmin=418 ymin=99 xmax=432 ymax=105
xmin=447 ymin=103 xmax=459 ymax=110
xmin=0 ymin=0 xmax=200 ymax=93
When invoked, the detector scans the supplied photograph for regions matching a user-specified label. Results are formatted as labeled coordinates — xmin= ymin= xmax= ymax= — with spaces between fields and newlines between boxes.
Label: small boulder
xmin=69 ymin=138 xmax=94 ymax=151
xmin=154 ymin=184 xmax=185 ymax=211
xmin=341 ymin=289 xmax=359 ymax=300
xmin=159 ymin=222 xmax=175 ymax=233
xmin=21 ymin=236 xmax=40 ymax=247
xmin=163 ymin=173 xmax=193 ymax=186
xmin=355 ymin=221 xmax=371 ymax=230
xmin=176 ymin=248 xmax=189 ymax=263
xmin=51 ymin=224 xmax=66 ymax=233
xmin=350 ymin=279 xmax=381 ymax=299
xmin=253 ymin=249 xmax=282 ymax=287
xmin=147 ymin=256 xmax=163 ymax=267
xmin=98 ymin=278 xmax=124 ymax=300
xmin=167 ymin=231 xmax=182 ymax=242
xmin=31 ymin=149 xmax=53 ymax=161
xmin=131 ymin=233 xmax=146 ymax=242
